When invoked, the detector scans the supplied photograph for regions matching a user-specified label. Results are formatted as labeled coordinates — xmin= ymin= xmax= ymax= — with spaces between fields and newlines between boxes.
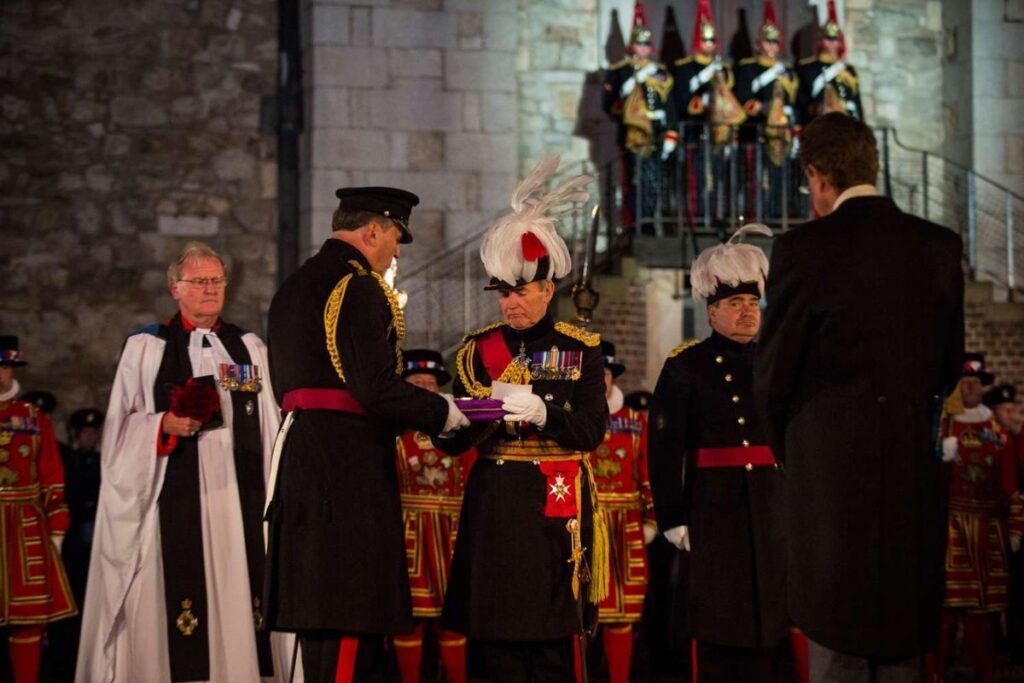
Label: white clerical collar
xmin=607 ymin=384 xmax=624 ymax=415
xmin=832 ymin=184 xmax=879 ymax=212
xmin=953 ymin=404 xmax=993 ymax=424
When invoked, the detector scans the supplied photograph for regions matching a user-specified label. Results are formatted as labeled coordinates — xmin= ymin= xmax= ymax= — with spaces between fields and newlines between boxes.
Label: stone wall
xmin=0 ymin=0 xmax=278 ymax=436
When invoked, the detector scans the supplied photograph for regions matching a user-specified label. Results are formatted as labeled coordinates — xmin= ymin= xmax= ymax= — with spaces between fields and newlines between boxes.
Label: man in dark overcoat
xmin=649 ymin=224 xmax=787 ymax=681
xmin=263 ymin=188 xmax=470 ymax=682
xmin=753 ymin=112 xmax=964 ymax=681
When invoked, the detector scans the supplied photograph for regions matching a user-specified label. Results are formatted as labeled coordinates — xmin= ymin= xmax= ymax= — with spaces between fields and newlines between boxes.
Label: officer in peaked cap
xmin=265 ymin=186 xmax=470 ymax=682
xmin=335 ymin=186 xmax=419 ymax=244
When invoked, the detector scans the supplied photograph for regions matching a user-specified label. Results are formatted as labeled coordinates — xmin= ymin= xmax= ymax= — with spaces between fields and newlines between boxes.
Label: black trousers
xmin=481 ymin=638 xmax=576 ymax=683
xmin=696 ymin=641 xmax=774 ymax=683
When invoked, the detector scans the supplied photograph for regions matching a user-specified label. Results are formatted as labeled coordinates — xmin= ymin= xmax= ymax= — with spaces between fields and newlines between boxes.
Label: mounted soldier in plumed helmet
xmin=796 ymin=0 xmax=862 ymax=122
xmin=602 ymin=1 xmax=678 ymax=236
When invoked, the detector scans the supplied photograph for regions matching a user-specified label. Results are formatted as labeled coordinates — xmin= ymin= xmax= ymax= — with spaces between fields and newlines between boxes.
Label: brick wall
xmin=964 ymin=282 xmax=1024 ymax=394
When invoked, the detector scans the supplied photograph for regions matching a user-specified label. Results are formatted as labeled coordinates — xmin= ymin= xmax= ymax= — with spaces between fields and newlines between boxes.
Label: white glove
xmin=441 ymin=393 xmax=470 ymax=433
xmin=619 ymin=63 xmax=658 ymax=97
xmin=643 ymin=523 xmax=658 ymax=545
xmin=1012 ymin=535 xmax=1021 ymax=554
xmin=661 ymin=137 xmax=677 ymax=160
xmin=502 ymin=392 xmax=548 ymax=429
xmin=941 ymin=436 xmax=959 ymax=463
xmin=50 ymin=534 xmax=64 ymax=554
xmin=664 ymin=525 xmax=690 ymax=552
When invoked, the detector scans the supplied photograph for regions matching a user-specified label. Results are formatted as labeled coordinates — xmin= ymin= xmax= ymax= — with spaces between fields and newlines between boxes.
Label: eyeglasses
xmin=178 ymin=277 xmax=228 ymax=289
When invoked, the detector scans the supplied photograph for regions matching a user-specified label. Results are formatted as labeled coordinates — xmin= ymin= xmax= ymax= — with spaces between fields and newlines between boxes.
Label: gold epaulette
xmin=555 ymin=321 xmax=600 ymax=347
xmin=738 ymin=57 xmax=757 ymax=66
xmin=798 ymin=55 xmax=819 ymax=66
xmin=674 ymin=56 xmax=694 ymax=66
xmin=462 ymin=320 xmax=506 ymax=342
xmin=668 ymin=339 xmax=702 ymax=358
xmin=324 ymin=262 xmax=407 ymax=382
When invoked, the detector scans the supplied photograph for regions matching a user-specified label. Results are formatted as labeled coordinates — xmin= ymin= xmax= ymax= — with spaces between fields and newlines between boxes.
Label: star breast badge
xmin=549 ymin=473 xmax=571 ymax=502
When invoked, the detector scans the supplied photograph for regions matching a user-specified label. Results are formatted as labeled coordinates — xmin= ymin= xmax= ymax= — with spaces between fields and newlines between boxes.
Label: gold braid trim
xmin=496 ymin=359 xmax=532 ymax=385
xmin=456 ymin=341 xmax=491 ymax=399
xmin=462 ymin=320 xmax=506 ymax=342
xmin=324 ymin=273 xmax=355 ymax=382
xmin=324 ymin=268 xmax=407 ymax=382
xmin=668 ymin=338 xmax=702 ymax=358
xmin=369 ymin=271 xmax=406 ymax=374
xmin=583 ymin=455 xmax=610 ymax=604
xmin=554 ymin=321 xmax=600 ymax=347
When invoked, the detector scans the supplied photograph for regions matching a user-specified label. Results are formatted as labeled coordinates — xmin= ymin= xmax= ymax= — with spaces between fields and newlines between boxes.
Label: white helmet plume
xmin=480 ymin=155 xmax=592 ymax=289
xmin=690 ymin=223 xmax=772 ymax=303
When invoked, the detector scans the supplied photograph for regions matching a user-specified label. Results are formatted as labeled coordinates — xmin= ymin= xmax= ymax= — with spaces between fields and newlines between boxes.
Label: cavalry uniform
xmin=796 ymin=55 xmax=861 ymax=121
xmin=440 ymin=317 xmax=607 ymax=643
xmin=602 ymin=1 xmax=677 ymax=238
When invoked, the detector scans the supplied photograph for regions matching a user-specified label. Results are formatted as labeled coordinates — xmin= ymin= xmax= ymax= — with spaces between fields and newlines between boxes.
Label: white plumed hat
xmin=690 ymin=223 xmax=772 ymax=304
xmin=480 ymin=156 xmax=592 ymax=290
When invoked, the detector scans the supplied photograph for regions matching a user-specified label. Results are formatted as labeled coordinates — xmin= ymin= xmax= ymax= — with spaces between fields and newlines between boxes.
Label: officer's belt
xmin=400 ymin=493 xmax=463 ymax=512
xmin=696 ymin=445 xmax=776 ymax=468
xmin=0 ymin=484 xmax=41 ymax=502
xmin=281 ymin=388 xmax=368 ymax=415
xmin=480 ymin=438 xmax=584 ymax=461
xmin=596 ymin=491 xmax=641 ymax=509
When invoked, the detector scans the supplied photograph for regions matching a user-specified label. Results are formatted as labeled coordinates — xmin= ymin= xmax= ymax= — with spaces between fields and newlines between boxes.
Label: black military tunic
xmin=796 ymin=55 xmax=862 ymax=122
xmin=733 ymin=55 xmax=798 ymax=142
xmin=649 ymin=332 xmax=787 ymax=650
xmin=436 ymin=315 xmax=607 ymax=641
xmin=264 ymin=238 xmax=450 ymax=634
xmin=671 ymin=55 xmax=732 ymax=142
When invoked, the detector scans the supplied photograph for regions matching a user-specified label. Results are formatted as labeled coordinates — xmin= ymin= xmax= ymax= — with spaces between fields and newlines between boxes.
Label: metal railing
xmin=398 ymin=124 xmax=1023 ymax=353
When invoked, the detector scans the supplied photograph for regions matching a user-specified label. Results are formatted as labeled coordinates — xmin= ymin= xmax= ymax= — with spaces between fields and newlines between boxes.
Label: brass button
xmin=724 ymin=374 xmax=733 ymax=382
xmin=496 ymin=458 xmax=505 ymax=466
xmin=744 ymin=463 xmax=753 ymax=471
xmin=715 ymin=355 xmax=724 ymax=364
xmin=742 ymin=440 xmax=750 ymax=447
xmin=531 ymin=459 xmax=540 ymax=465
xmin=732 ymin=395 xmax=740 ymax=403
xmin=737 ymin=416 xmax=746 ymax=425
xmin=544 ymin=393 xmax=554 ymax=401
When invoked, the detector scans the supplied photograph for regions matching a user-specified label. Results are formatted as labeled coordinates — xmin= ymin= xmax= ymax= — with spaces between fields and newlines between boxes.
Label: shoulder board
xmin=608 ymin=58 xmax=630 ymax=69
xmin=738 ymin=57 xmax=757 ymax=65
xmin=463 ymin=320 xmax=506 ymax=341
xmin=554 ymin=321 xmax=600 ymax=347
xmin=668 ymin=339 xmax=702 ymax=358
xmin=798 ymin=56 xmax=819 ymax=65
xmin=131 ymin=322 xmax=164 ymax=338
xmin=347 ymin=259 xmax=369 ymax=275
xmin=674 ymin=56 xmax=694 ymax=66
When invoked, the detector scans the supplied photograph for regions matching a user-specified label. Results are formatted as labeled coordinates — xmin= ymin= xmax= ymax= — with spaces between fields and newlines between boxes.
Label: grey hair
xmin=167 ymin=241 xmax=226 ymax=285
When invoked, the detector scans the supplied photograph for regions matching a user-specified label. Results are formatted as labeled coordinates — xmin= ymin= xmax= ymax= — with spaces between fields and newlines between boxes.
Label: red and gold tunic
xmin=942 ymin=413 xmax=1024 ymax=612
xmin=0 ymin=398 xmax=76 ymax=625
xmin=590 ymin=405 xmax=654 ymax=623
xmin=397 ymin=431 xmax=476 ymax=617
